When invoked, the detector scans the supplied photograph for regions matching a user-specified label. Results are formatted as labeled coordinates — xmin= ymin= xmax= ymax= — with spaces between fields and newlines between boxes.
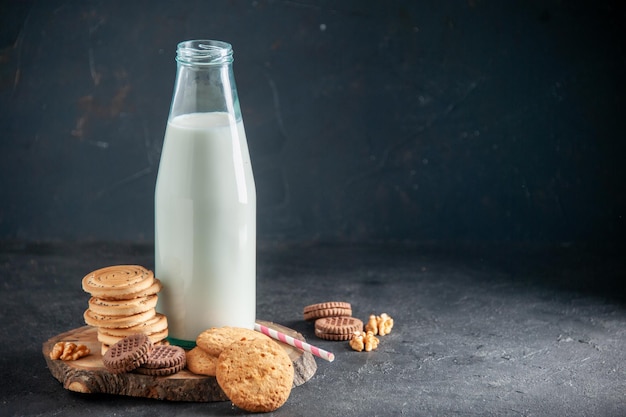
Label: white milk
xmin=155 ymin=112 xmax=256 ymax=342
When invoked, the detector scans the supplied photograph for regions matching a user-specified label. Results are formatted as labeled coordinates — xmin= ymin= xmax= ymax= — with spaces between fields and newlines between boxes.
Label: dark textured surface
xmin=1 ymin=0 xmax=624 ymax=243
xmin=1 ymin=1 xmax=625 ymax=415
xmin=1 ymin=241 xmax=624 ymax=416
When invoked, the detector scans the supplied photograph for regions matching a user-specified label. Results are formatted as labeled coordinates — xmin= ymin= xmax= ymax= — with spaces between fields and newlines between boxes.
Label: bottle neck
xmin=176 ymin=40 xmax=234 ymax=66
xmin=168 ymin=40 xmax=242 ymax=121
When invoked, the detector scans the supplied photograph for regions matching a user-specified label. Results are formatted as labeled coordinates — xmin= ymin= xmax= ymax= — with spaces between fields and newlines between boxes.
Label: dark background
xmin=1 ymin=3 xmax=626 ymax=416
xmin=1 ymin=0 xmax=624 ymax=245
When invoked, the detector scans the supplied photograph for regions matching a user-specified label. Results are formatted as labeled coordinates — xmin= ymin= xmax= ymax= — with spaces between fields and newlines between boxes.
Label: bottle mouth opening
xmin=176 ymin=40 xmax=233 ymax=65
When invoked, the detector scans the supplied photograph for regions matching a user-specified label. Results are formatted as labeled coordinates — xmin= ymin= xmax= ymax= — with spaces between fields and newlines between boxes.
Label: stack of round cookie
xmin=82 ymin=265 xmax=168 ymax=352
xmin=303 ymin=301 xmax=363 ymax=340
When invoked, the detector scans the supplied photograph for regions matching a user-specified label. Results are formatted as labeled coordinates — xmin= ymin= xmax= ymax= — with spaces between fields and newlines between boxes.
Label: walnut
xmin=377 ymin=313 xmax=394 ymax=336
xmin=349 ymin=330 xmax=379 ymax=352
xmin=365 ymin=315 xmax=379 ymax=335
xmin=364 ymin=313 xmax=394 ymax=336
xmin=349 ymin=331 xmax=365 ymax=352
xmin=49 ymin=342 xmax=90 ymax=361
xmin=364 ymin=331 xmax=379 ymax=351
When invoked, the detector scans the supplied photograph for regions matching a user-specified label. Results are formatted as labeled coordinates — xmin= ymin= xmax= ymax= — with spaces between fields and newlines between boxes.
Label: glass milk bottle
xmin=155 ymin=40 xmax=256 ymax=347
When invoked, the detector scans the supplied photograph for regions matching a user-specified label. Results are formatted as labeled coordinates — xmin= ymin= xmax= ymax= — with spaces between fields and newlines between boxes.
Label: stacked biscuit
xmin=303 ymin=301 xmax=394 ymax=352
xmin=303 ymin=301 xmax=363 ymax=340
xmin=82 ymin=265 xmax=168 ymax=352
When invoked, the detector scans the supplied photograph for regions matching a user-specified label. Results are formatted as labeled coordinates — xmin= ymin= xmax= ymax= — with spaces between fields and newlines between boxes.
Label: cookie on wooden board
xmin=84 ymin=308 xmax=156 ymax=329
xmin=102 ymin=333 xmax=153 ymax=374
xmin=101 ymin=278 xmax=163 ymax=301
xmin=216 ymin=338 xmax=294 ymax=413
xmin=82 ymin=265 xmax=155 ymax=299
xmin=134 ymin=345 xmax=186 ymax=376
xmin=98 ymin=327 xmax=168 ymax=346
xmin=186 ymin=346 xmax=218 ymax=376
xmin=196 ymin=327 xmax=265 ymax=357
xmin=88 ymin=294 xmax=158 ymax=316
xmin=98 ymin=313 xmax=168 ymax=337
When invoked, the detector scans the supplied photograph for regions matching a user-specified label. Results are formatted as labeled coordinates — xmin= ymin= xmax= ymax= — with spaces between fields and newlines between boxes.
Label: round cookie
xmin=99 ymin=313 xmax=168 ymax=337
xmin=134 ymin=361 xmax=185 ymax=376
xmin=84 ymin=307 xmax=156 ymax=329
xmin=97 ymin=327 xmax=168 ymax=346
xmin=196 ymin=327 xmax=264 ymax=357
xmin=186 ymin=346 xmax=218 ymax=376
xmin=103 ymin=278 xmax=163 ymax=301
xmin=101 ymin=338 xmax=168 ymax=355
xmin=141 ymin=345 xmax=186 ymax=369
xmin=134 ymin=344 xmax=186 ymax=376
xmin=102 ymin=333 xmax=153 ymax=374
xmin=88 ymin=294 xmax=158 ymax=316
xmin=216 ymin=338 xmax=294 ymax=413
xmin=82 ymin=265 xmax=155 ymax=298
xmin=314 ymin=316 xmax=363 ymax=341
xmin=303 ymin=301 xmax=352 ymax=321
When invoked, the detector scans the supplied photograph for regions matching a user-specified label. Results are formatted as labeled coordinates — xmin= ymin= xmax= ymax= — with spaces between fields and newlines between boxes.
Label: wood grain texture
xmin=42 ymin=321 xmax=316 ymax=402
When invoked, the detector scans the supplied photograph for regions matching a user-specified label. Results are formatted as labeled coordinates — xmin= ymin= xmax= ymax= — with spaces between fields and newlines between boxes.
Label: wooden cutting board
xmin=42 ymin=321 xmax=317 ymax=402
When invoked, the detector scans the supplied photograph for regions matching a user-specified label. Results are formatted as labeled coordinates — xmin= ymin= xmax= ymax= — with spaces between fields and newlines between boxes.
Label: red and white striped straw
xmin=254 ymin=322 xmax=335 ymax=362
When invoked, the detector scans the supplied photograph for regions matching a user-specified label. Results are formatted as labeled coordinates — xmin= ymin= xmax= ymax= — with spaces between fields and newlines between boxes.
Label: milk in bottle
xmin=155 ymin=41 xmax=256 ymax=346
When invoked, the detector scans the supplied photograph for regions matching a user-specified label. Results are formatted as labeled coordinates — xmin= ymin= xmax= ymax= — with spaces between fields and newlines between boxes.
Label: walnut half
xmin=349 ymin=331 xmax=365 ymax=352
xmin=349 ymin=330 xmax=379 ymax=352
xmin=49 ymin=342 xmax=90 ymax=361
xmin=365 ymin=313 xmax=394 ymax=336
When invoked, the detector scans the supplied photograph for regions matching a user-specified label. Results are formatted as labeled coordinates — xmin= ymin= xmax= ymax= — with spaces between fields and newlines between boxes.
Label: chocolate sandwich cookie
xmin=134 ymin=362 xmax=186 ymax=376
xmin=314 ymin=316 xmax=363 ymax=341
xmin=140 ymin=345 xmax=186 ymax=369
xmin=135 ymin=345 xmax=186 ymax=376
xmin=303 ymin=301 xmax=352 ymax=321
xmin=102 ymin=333 xmax=153 ymax=374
